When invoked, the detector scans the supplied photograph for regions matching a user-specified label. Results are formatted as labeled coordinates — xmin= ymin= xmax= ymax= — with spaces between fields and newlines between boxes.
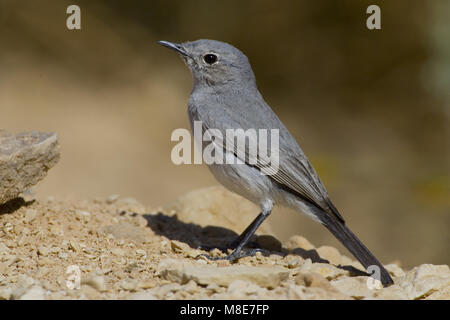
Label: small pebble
xmin=24 ymin=209 xmax=37 ymax=222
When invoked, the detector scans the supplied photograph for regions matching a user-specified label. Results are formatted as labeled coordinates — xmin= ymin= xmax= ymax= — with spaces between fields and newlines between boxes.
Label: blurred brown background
xmin=1 ymin=0 xmax=448 ymax=267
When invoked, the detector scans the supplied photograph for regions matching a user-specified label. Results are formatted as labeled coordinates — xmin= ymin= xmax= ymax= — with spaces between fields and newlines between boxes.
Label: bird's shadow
xmin=0 ymin=197 xmax=35 ymax=215
xmin=143 ymin=212 xmax=368 ymax=277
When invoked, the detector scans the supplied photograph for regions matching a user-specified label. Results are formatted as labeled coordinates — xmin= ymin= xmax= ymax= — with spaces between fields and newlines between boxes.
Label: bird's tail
xmin=318 ymin=212 xmax=394 ymax=286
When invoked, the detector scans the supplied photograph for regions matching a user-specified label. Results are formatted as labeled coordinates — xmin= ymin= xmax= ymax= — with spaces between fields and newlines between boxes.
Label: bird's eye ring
xmin=203 ymin=53 xmax=218 ymax=65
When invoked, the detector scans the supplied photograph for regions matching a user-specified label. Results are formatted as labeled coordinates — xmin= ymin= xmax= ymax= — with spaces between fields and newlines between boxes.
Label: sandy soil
xmin=0 ymin=186 xmax=448 ymax=300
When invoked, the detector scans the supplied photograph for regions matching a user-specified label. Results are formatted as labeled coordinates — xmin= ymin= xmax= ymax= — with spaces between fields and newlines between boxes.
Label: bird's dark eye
xmin=203 ymin=53 xmax=218 ymax=65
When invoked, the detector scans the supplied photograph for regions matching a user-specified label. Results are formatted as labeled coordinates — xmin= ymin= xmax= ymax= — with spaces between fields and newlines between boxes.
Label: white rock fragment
xmin=19 ymin=286 xmax=46 ymax=300
xmin=120 ymin=278 xmax=138 ymax=291
xmin=76 ymin=210 xmax=91 ymax=218
xmin=170 ymin=240 xmax=190 ymax=253
xmin=127 ymin=291 xmax=157 ymax=300
xmin=287 ymin=258 xmax=303 ymax=269
xmin=24 ymin=209 xmax=37 ymax=222
xmin=110 ymin=248 xmax=126 ymax=256
xmin=82 ymin=274 xmax=108 ymax=292
xmin=106 ymin=194 xmax=120 ymax=204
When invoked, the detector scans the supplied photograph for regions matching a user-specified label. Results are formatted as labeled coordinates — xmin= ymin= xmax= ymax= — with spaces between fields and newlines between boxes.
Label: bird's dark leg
xmin=199 ymin=211 xmax=271 ymax=261
xmin=229 ymin=212 xmax=265 ymax=248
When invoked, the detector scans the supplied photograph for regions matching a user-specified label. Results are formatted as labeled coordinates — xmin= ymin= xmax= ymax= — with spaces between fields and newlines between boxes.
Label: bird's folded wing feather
xmin=190 ymin=99 xmax=345 ymax=223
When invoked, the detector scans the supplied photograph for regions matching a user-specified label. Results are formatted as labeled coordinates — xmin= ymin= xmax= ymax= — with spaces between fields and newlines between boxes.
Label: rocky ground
xmin=0 ymin=186 xmax=448 ymax=300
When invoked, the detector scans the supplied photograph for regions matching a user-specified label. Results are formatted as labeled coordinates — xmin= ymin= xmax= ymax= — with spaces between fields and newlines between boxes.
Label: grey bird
xmin=158 ymin=39 xmax=394 ymax=286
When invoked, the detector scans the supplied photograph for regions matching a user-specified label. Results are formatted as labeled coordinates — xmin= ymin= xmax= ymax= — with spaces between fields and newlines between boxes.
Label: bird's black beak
xmin=157 ymin=40 xmax=189 ymax=57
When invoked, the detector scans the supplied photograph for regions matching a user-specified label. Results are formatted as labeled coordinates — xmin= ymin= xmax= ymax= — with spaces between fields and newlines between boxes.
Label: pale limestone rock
xmin=12 ymin=275 xmax=35 ymax=299
xmin=373 ymin=285 xmax=409 ymax=300
xmin=316 ymin=246 xmax=342 ymax=265
xmin=106 ymin=194 xmax=120 ymax=204
xmin=76 ymin=210 xmax=91 ymax=218
xmin=110 ymin=248 xmax=126 ymax=256
xmin=339 ymin=255 xmax=355 ymax=266
xmin=0 ymin=286 xmax=13 ymax=300
xmin=226 ymin=280 xmax=266 ymax=298
xmin=295 ymin=271 xmax=340 ymax=292
xmin=285 ymin=235 xmax=315 ymax=250
xmin=0 ymin=131 xmax=60 ymax=204
xmin=120 ymin=278 xmax=138 ymax=291
xmin=425 ymin=285 xmax=450 ymax=300
xmin=154 ymin=283 xmax=182 ymax=298
xmin=398 ymin=264 xmax=450 ymax=299
xmin=385 ymin=263 xmax=405 ymax=278
xmin=286 ymin=282 xmax=349 ymax=300
xmin=330 ymin=276 xmax=379 ymax=299
xmin=81 ymin=274 xmax=107 ymax=292
xmin=305 ymin=263 xmax=349 ymax=280
xmin=286 ymin=256 xmax=304 ymax=269
xmin=157 ymin=258 xmax=206 ymax=273
xmin=170 ymin=240 xmax=191 ymax=253
xmin=127 ymin=291 xmax=157 ymax=300
xmin=166 ymin=239 xmax=202 ymax=258
xmin=116 ymin=197 xmax=147 ymax=214
xmin=24 ymin=209 xmax=37 ymax=222
xmin=296 ymin=271 xmax=349 ymax=299
xmin=19 ymin=286 xmax=46 ymax=300
xmin=161 ymin=263 xmax=288 ymax=289
xmin=80 ymin=285 xmax=101 ymax=300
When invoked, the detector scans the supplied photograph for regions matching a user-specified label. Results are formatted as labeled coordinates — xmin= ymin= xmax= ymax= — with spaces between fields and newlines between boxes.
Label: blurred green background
xmin=1 ymin=0 xmax=448 ymax=267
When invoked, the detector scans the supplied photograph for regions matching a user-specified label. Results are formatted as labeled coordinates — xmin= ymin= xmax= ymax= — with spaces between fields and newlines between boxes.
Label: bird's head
xmin=158 ymin=39 xmax=256 ymax=88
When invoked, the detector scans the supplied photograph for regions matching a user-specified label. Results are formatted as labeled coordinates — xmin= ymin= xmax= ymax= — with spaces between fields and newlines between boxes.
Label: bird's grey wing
xmin=266 ymin=151 xmax=344 ymax=222
xmin=190 ymin=99 xmax=344 ymax=222
xmin=229 ymin=135 xmax=345 ymax=223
